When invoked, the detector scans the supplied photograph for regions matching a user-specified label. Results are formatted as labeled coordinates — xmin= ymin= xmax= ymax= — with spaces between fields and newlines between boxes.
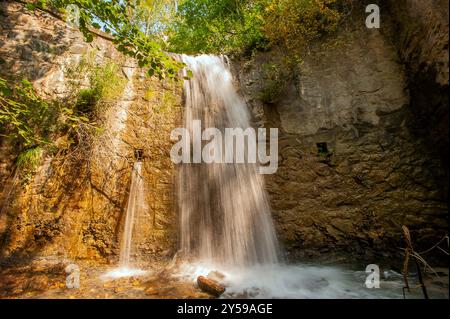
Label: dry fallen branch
xmin=401 ymin=227 xmax=450 ymax=299
xmin=401 ymin=225 xmax=429 ymax=299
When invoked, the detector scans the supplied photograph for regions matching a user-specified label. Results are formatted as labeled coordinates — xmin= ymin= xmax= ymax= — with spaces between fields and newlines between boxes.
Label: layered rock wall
xmin=0 ymin=2 xmax=181 ymax=263
xmin=234 ymin=5 xmax=448 ymax=261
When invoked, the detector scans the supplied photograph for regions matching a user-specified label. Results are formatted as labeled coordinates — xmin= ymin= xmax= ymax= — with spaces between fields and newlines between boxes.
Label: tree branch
xmin=10 ymin=0 xmax=115 ymax=42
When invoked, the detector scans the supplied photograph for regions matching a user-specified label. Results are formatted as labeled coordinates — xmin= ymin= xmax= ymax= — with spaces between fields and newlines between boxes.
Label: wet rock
xmin=0 ymin=1 xmax=180 ymax=263
xmin=132 ymin=279 xmax=141 ymax=286
xmin=233 ymin=14 xmax=448 ymax=259
xmin=145 ymin=287 xmax=158 ymax=295
xmin=197 ymin=276 xmax=225 ymax=297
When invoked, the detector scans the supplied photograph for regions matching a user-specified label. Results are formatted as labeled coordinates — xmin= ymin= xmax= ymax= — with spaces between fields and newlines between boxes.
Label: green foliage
xmin=167 ymin=0 xmax=348 ymax=55
xmin=0 ymin=75 xmax=104 ymax=180
xmin=259 ymin=62 xmax=285 ymax=103
xmin=0 ymin=51 xmax=128 ymax=176
xmin=165 ymin=0 xmax=347 ymax=102
xmin=26 ymin=0 xmax=184 ymax=79
xmin=23 ymin=0 xmax=350 ymax=76
xmin=135 ymin=0 xmax=178 ymax=37
xmin=90 ymin=61 xmax=126 ymax=101
xmin=144 ymin=79 xmax=180 ymax=113
xmin=261 ymin=0 xmax=342 ymax=52
xmin=75 ymin=88 xmax=100 ymax=114
xmin=0 ymin=77 xmax=54 ymax=147
xmin=16 ymin=145 xmax=44 ymax=184
xmin=66 ymin=54 xmax=126 ymax=117
xmin=0 ymin=77 xmax=53 ymax=180
xmin=168 ymin=0 xmax=266 ymax=54
xmin=158 ymin=88 xmax=177 ymax=113
xmin=16 ymin=146 xmax=43 ymax=172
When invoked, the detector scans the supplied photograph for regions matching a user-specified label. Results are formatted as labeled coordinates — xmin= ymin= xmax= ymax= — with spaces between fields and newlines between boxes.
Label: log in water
xmin=197 ymin=275 xmax=226 ymax=297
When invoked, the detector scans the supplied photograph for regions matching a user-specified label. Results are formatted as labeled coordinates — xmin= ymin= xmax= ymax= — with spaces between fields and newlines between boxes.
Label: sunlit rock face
xmin=0 ymin=1 xmax=447 ymax=269
xmin=0 ymin=2 xmax=180 ymax=262
xmin=234 ymin=7 xmax=448 ymax=263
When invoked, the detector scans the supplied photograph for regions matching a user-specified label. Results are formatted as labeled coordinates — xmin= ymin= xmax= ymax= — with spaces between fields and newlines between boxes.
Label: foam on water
xmin=173 ymin=55 xmax=435 ymax=299
xmin=175 ymin=261 xmax=442 ymax=299
xmin=101 ymin=267 xmax=148 ymax=280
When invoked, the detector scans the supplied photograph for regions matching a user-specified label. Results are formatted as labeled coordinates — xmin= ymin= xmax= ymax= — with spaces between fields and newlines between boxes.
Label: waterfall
xmin=177 ymin=54 xmax=280 ymax=267
xmin=119 ymin=161 xmax=144 ymax=268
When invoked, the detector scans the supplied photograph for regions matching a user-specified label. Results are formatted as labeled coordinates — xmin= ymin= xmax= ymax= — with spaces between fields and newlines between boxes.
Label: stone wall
xmin=0 ymin=1 xmax=447 ymax=266
xmin=383 ymin=0 xmax=449 ymax=172
xmin=234 ymin=9 xmax=448 ymax=262
xmin=0 ymin=2 xmax=181 ymax=263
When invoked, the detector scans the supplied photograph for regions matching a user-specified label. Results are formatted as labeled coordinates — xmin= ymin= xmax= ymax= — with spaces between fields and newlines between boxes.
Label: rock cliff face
xmin=0 ymin=2 xmax=181 ymax=263
xmin=384 ymin=0 xmax=449 ymax=172
xmin=0 ymin=1 xmax=447 ymax=265
xmin=234 ymin=4 xmax=448 ymax=261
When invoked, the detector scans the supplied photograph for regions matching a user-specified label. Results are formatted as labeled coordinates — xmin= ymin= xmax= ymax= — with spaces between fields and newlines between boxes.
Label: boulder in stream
xmin=197 ymin=276 xmax=225 ymax=297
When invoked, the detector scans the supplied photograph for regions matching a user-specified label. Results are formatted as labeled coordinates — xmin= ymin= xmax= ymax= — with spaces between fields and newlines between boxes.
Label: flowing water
xmin=103 ymin=161 xmax=147 ymax=279
xmin=173 ymin=55 xmax=449 ymax=299
xmin=97 ymin=54 xmax=449 ymax=297
xmin=177 ymin=54 xmax=279 ymax=267
xmin=176 ymin=261 xmax=448 ymax=299
xmin=120 ymin=161 xmax=145 ymax=267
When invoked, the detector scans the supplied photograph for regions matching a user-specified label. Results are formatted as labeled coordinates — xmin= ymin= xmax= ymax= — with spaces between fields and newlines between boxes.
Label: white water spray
xmin=177 ymin=54 xmax=280 ymax=267
xmin=119 ymin=161 xmax=144 ymax=267
xmin=103 ymin=161 xmax=147 ymax=280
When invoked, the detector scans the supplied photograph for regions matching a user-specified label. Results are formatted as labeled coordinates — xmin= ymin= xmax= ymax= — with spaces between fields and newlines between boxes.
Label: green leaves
xmin=21 ymin=79 xmax=32 ymax=86
xmin=16 ymin=146 xmax=43 ymax=172
xmin=166 ymin=0 xmax=344 ymax=56
xmin=25 ymin=0 xmax=183 ymax=80
xmin=167 ymin=0 xmax=266 ymax=54
xmin=84 ymin=32 xmax=94 ymax=42
xmin=261 ymin=0 xmax=343 ymax=52
xmin=183 ymin=69 xmax=193 ymax=80
xmin=0 ymin=77 xmax=50 ymax=147
xmin=0 ymin=75 xmax=102 ymax=149
xmin=19 ymin=0 xmax=344 ymax=81
xmin=25 ymin=3 xmax=37 ymax=11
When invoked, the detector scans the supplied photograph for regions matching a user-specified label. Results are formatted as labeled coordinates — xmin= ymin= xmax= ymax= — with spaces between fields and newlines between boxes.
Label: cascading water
xmin=177 ymin=54 xmax=280 ymax=267
xmin=103 ymin=161 xmax=146 ymax=279
xmin=119 ymin=161 xmax=144 ymax=268
xmin=98 ymin=55 xmax=446 ymax=298
xmin=172 ymin=55 xmax=444 ymax=299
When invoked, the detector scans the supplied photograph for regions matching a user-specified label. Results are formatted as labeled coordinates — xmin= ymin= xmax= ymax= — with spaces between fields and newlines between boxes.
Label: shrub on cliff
xmin=167 ymin=0 xmax=350 ymax=55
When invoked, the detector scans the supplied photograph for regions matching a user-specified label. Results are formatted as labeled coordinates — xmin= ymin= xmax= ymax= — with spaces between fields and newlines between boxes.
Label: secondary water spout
xmin=119 ymin=160 xmax=144 ymax=268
